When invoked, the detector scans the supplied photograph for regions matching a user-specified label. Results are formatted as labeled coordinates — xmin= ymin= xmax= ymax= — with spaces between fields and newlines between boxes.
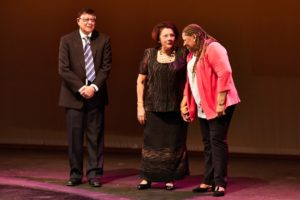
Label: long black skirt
xmin=140 ymin=111 xmax=189 ymax=182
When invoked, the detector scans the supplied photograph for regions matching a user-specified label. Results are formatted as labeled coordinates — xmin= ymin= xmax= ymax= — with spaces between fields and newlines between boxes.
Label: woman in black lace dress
xmin=136 ymin=22 xmax=189 ymax=190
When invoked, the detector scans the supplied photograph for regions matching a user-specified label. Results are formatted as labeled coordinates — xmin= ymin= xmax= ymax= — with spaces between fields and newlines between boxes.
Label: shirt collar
xmin=79 ymin=29 xmax=92 ymax=39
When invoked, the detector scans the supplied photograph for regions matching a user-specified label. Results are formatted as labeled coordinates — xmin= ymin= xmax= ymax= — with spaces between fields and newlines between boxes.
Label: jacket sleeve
xmin=58 ymin=36 xmax=84 ymax=93
xmin=94 ymin=36 xmax=112 ymax=89
xmin=206 ymin=42 xmax=232 ymax=92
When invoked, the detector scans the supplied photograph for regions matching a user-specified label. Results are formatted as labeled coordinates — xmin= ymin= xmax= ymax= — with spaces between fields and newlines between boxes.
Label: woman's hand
xmin=216 ymin=104 xmax=226 ymax=117
xmin=216 ymin=91 xmax=227 ymax=117
xmin=181 ymin=105 xmax=191 ymax=122
xmin=136 ymin=74 xmax=147 ymax=125
xmin=180 ymin=96 xmax=191 ymax=122
xmin=137 ymin=103 xmax=146 ymax=125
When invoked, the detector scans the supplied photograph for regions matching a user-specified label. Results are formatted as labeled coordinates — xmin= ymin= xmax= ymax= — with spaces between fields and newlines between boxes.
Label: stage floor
xmin=0 ymin=147 xmax=300 ymax=200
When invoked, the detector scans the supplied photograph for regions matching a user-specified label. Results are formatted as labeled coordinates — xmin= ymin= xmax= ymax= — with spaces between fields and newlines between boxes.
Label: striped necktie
xmin=83 ymin=37 xmax=96 ymax=82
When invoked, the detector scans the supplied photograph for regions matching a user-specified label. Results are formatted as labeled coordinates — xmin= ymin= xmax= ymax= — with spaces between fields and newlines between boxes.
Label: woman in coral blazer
xmin=180 ymin=24 xmax=240 ymax=197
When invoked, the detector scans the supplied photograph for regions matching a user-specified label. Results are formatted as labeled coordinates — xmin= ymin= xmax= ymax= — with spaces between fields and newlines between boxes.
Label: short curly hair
xmin=151 ymin=22 xmax=179 ymax=46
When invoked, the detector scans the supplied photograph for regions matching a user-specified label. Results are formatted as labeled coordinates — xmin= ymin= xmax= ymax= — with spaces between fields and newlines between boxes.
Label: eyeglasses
xmin=79 ymin=18 xmax=96 ymax=23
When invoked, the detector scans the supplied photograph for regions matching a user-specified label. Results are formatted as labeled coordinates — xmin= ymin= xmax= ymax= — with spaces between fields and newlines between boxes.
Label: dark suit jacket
xmin=58 ymin=30 xmax=112 ymax=109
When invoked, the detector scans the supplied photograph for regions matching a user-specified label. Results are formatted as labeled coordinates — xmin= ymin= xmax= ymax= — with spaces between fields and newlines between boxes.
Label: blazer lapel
xmin=91 ymin=31 xmax=99 ymax=56
xmin=73 ymin=32 xmax=85 ymax=71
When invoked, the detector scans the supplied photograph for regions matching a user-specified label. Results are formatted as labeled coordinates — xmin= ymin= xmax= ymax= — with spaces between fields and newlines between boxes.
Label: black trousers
xmin=198 ymin=105 xmax=235 ymax=188
xmin=66 ymin=104 xmax=104 ymax=180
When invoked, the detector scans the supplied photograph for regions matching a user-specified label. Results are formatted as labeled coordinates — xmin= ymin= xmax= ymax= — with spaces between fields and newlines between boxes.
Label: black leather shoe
xmin=89 ymin=178 xmax=101 ymax=187
xmin=165 ymin=184 xmax=175 ymax=191
xmin=89 ymin=179 xmax=101 ymax=187
xmin=137 ymin=181 xmax=151 ymax=190
xmin=66 ymin=179 xmax=81 ymax=186
xmin=213 ymin=186 xmax=225 ymax=197
xmin=192 ymin=184 xmax=214 ymax=193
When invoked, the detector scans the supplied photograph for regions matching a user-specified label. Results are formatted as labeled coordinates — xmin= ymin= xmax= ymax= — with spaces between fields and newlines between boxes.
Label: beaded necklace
xmin=157 ymin=49 xmax=176 ymax=63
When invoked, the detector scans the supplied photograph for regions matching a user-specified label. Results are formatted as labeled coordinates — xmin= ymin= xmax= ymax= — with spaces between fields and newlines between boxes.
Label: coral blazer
xmin=184 ymin=41 xmax=240 ymax=120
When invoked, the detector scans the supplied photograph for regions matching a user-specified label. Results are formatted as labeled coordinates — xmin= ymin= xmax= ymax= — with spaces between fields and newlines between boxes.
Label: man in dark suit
xmin=58 ymin=8 xmax=112 ymax=187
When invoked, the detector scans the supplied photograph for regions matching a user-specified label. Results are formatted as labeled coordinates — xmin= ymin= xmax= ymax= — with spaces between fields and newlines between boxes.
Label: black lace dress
xmin=139 ymin=47 xmax=189 ymax=182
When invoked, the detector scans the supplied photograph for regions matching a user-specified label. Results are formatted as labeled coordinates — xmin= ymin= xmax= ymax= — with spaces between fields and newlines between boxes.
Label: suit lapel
xmin=73 ymin=32 xmax=85 ymax=71
xmin=90 ymin=30 xmax=99 ymax=70
xmin=90 ymin=39 xmax=97 ymax=59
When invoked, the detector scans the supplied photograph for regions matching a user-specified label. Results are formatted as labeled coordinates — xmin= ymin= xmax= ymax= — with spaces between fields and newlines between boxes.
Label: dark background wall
xmin=1 ymin=0 xmax=299 ymax=155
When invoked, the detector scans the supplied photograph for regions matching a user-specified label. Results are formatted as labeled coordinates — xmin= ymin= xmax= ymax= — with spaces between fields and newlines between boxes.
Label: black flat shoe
xmin=192 ymin=184 xmax=214 ymax=193
xmin=213 ymin=186 xmax=225 ymax=197
xmin=137 ymin=181 xmax=151 ymax=190
xmin=66 ymin=179 xmax=82 ymax=186
xmin=165 ymin=184 xmax=175 ymax=191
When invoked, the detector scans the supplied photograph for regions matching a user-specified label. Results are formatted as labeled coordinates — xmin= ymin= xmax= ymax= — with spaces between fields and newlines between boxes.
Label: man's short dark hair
xmin=77 ymin=8 xmax=96 ymax=18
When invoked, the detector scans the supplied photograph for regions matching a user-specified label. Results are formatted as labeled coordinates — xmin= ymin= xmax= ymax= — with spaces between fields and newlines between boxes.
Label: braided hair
xmin=182 ymin=24 xmax=216 ymax=74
